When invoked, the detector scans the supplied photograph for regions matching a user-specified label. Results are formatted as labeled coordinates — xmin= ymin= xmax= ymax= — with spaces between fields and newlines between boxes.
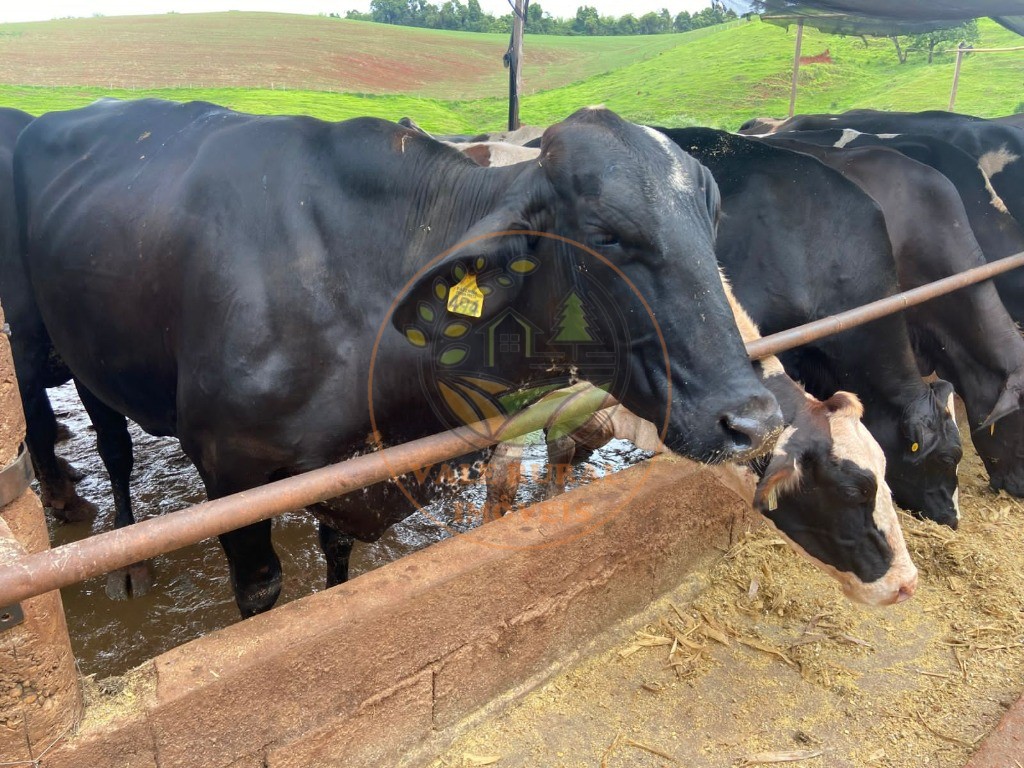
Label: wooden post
xmin=508 ymin=0 xmax=526 ymax=131
xmin=948 ymin=42 xmax=965 ymax=111
xmin=789 ymin=20 xmax=804 ymax=118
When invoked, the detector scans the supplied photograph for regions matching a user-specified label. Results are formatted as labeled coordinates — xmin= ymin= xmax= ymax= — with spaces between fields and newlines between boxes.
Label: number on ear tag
xmin=447 ymin=273 xmax=484 ymax=318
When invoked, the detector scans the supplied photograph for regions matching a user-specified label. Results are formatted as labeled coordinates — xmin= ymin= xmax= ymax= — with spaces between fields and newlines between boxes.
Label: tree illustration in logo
xmin=551 ymin=290 xmax=600 ymax=355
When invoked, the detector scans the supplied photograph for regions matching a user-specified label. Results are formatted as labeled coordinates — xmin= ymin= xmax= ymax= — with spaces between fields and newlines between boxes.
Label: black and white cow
xmin=761 ymin=130 xmax=1024 ymax=497
xmin=739 ymin=110 xmax=1024 ymax=225
xmin=10 ymin=99 xmax=783 ymax=616
xmin=485 ymin=284 xmax=920 ymax=606
xmin=660 ymin=127 xmax=963 ymax=527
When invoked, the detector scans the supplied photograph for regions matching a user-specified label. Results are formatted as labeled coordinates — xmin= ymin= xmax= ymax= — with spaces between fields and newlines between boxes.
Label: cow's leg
xmin=56 ymin=455 xmax=85 ymax=482
xmin=23 ymin=383 xmax=96 ymax=522
xmin=318 ymin=521 xmax=355 ymax=588
xmin=75 ymin=384 xmax=151 ymax=599
xmin=483 ymin=438 xmax=526 ymax=521
xmin=545 ymin=432 xmax=577 ymax=498
xmin=218 ymin=520 xmax=282 ymax=618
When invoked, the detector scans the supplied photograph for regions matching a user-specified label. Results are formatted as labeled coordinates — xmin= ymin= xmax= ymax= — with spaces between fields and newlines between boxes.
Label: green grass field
xmin=0 ymin=12 xmax=1020 ymax=133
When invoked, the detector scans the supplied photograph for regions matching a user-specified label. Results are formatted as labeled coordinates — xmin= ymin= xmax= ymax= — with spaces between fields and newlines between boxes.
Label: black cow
xmin=12 ymin=99 xmax=783 ymax=616
xmin=739 ymin=110 xmax=1024 ymax=225
xmin=659 ymin=127 xmax=962 ymax=527
xmin=761 ymin=129 xmax=1024 ymax=497
xmin=993 ymin=114 xmax=1024 ymax=131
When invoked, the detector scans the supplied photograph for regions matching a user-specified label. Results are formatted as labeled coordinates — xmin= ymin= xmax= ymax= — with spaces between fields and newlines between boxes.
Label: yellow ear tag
xmin=766 ymin=487 xmax=779 ymax=512
xmin=911 ymin=442 xmax=919 ymax=453
xmin=991 ymin=423 xmax=996 ymax=436
xmin=447 ymin=273 xmax=484 ymax=318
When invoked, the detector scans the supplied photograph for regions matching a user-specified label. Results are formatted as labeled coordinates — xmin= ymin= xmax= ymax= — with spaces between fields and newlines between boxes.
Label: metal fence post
xmin=789 ymin=20 xmax=804 ymax=118
xmin=949 ymin=42 xmax=965 ymax=111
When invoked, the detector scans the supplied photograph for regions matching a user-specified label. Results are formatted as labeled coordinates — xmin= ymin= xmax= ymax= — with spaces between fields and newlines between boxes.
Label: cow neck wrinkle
xmin=393 ymin=158 xmax=538 ymax=281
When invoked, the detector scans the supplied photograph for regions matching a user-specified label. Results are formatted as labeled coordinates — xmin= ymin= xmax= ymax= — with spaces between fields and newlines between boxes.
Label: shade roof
xmin=744 ymin=1 xmax=1024 ymax=36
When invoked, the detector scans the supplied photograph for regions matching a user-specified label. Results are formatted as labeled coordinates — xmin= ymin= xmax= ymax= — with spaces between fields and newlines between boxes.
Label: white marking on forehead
xmin=640 ymin=125 xmax=691 ymax=194
xmin=833 ymin=128 xmax=862 ymax=148
xmin=829 ymin=412 xmax=881 ymax=476
xmin=945 ymin=391 xmax=956 ymax=422
xmin=979 ymin=146 xmax=1020 ymax=178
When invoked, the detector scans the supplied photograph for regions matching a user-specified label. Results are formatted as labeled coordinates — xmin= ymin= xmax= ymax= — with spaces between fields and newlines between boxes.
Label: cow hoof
xmin=480 ymin=502 xmax=511 ymax=524
xmin=55 ymin=421 xmax=74 ymax=443
xmin=105 ymin=562 xmax=153 ymax=600
xmin=48 ymin=495 xmax=98 ymax=523
xmin=56 ymin=456 xmax=86 ymax=483
xmin=235 ymin=576 xmax=282 ymax=618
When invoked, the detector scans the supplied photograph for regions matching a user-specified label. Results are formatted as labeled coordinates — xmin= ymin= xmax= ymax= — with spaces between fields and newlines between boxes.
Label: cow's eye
xmin=842 ymin=484 xmax=872 ymax=503
xmin=590 ymin=231 xmax=620 ymax=248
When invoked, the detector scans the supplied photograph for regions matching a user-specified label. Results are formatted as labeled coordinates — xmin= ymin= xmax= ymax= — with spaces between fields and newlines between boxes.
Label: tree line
xmin=340 ymin=1 xmax=738 ymax=36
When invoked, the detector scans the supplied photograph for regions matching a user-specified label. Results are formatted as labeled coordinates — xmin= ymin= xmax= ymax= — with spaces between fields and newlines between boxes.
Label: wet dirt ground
xmin=427 ymin=411 xmax=1024 ymax=768
xmin=44 ymin=383 xmax=648 ymax=678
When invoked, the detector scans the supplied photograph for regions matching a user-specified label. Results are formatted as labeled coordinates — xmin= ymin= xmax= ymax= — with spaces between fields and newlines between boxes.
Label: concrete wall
xmin=0 ymin=303 xmax=83 ymax=763
xmin=38 ymin=455 xmax=755 ymax=768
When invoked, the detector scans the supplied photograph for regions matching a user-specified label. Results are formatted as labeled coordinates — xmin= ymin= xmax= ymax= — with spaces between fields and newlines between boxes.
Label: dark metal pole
xmin=747 ymin=251 xmax=1024 ymax=360
xmin=0 ymin=387 xmax=614 ymax=608
xmin=508 ymin=0 xmax=526 ymax=130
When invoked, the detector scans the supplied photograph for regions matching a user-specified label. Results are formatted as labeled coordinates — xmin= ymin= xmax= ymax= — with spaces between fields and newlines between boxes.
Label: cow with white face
xmin=484 ymin=285 xmax=918 ymax=607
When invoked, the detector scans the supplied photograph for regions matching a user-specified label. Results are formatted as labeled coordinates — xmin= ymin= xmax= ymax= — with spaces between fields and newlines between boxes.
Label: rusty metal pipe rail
xmin=745 ymin=251 xmax=1024 ymax=360
xmin=0 ymin=251 xmax=1023 ymax=608
xmin=0 ymin=387 xmax=614 ymax=609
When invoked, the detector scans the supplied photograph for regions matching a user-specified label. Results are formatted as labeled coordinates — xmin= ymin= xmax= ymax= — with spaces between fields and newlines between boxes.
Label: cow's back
xmin=14 ymin=100 xmax=250 ymax=434
xmin=14 ymin=99 xmax=472 ymax=460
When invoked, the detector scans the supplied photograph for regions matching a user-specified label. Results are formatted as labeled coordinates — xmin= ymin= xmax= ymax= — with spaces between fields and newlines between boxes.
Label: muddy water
xmin=44 ymin=383 xmax=647 ymax=678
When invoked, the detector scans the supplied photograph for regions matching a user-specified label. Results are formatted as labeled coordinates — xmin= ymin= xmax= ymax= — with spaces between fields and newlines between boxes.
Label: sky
xmin=0 ymin=0 xmax=721 ymax=25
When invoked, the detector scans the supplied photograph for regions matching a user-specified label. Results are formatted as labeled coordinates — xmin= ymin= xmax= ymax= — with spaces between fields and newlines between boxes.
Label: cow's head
xmin=872 ymin=379 xmax=962 ymax=528
xmin=754 ymin=391 xmax=918 ymax=606
xmin=394 ymin=107 xmax=783 ymax=463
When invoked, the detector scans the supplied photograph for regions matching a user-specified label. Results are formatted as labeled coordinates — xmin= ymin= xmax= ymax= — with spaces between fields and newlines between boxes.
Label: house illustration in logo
xmin=481 ymin=308 xmax=544 ymax=368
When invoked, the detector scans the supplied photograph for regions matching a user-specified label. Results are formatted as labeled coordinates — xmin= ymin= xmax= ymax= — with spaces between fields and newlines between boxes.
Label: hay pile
xmin=428 ymin=439 xmax=1024 ymax=768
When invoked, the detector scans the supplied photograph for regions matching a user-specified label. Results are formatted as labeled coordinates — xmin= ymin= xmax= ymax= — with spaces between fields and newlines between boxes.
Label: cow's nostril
xmin=719 ymin=413 xmax=756 ymax=453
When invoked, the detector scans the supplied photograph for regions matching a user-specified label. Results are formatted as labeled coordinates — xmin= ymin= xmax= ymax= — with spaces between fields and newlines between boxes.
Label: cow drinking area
xmin=43 ymin=382 xmax=650 ymax=678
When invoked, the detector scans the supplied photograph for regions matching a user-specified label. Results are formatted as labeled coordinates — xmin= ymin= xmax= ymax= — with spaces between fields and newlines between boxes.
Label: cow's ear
xmin=753 ymin=449 xmax=800 ymax=514
xmin=823 ymin=390 xmax=863 ymax=419
xmin=905 ymin=380 xmax=957 ymax=462
xmin=980 ymin=377 xmax=1024 ymax=430
xmin=390 ymin=204 xmax=546 ymax=344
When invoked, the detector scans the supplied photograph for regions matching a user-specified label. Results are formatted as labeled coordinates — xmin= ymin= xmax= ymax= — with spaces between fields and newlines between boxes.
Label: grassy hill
xmin=0 ymin=12 xmax=1020 ymax=133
